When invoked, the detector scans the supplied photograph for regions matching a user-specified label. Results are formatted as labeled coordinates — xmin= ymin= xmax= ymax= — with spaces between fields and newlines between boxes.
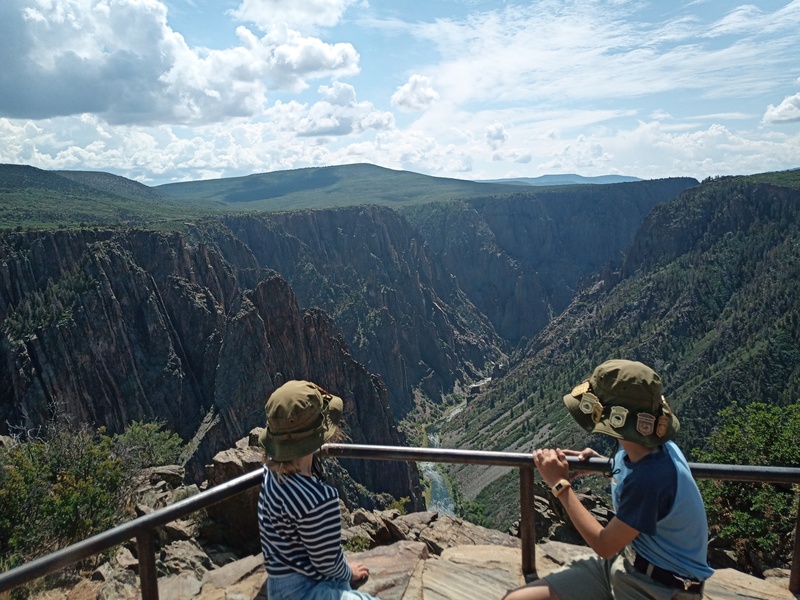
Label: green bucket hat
xmin=563 ymin=359 xmax=679 ymax=447
xmin=258 ymin=380 xmax=343 ymax=461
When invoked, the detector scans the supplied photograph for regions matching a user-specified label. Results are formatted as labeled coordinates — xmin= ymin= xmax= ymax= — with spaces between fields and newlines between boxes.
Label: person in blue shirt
xmin=504 ymin=359 xmax=713 ymax=600
xmin=257 ymin=380 xmax=380 ymax=600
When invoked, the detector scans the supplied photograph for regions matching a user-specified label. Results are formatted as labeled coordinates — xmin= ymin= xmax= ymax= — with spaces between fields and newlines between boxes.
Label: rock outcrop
xmin=23 ymin=429 xmax=797 ymax=600
xmin=194 ymin=208 xmax=505 ymax=416
xmin=0 ymin=229 xmax=422 ymax=506
xmin=400 ymin=178 xmax=697 ymax=345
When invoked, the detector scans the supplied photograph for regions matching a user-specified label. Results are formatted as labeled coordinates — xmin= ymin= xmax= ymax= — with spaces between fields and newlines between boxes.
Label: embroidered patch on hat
xmin=609 ymin=406 xmax=628 ymax=428
xmin=571 ymin=381 xmax=590 ymax=397
xmin=656 ymin=415 xmax=669 ymax=437
xmin=636 ymin=413 xmax=655 ymax=436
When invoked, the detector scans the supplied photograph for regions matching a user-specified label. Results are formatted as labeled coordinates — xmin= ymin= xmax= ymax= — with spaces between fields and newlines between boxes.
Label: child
xmin=505 ymin=359 xmax=714 ymax=599
xmin=257 ymin=379 xmax=380 ymax=600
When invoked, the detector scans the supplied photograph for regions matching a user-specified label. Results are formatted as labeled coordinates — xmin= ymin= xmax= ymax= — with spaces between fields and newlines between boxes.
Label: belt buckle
xmin=674 ymin=575 xmax=696 ymax=591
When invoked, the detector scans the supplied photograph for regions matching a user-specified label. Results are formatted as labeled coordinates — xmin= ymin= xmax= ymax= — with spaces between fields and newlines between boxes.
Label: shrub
xmin=696 ymin=401 xmax=800 ymax=575
xmin=112 ymin=420 xmax=184 ymax=469
xmin=0 ymin=418 xmax=186 ymax=596
xmin=0 ymin=424 xmax=124 ymax=573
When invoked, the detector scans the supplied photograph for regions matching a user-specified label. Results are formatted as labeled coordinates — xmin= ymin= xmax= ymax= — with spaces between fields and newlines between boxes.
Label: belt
xmin=632 ymin=553 xmax=704 ymax=594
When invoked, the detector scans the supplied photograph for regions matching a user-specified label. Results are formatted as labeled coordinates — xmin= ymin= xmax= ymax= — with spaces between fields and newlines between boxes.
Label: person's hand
xmin=532 ymin=448 xmax=570 ymax=487
xmin=349 ymin=561 xmax=370 ymax=585
xmin=562 ymin=447 xmax=604 ymax=479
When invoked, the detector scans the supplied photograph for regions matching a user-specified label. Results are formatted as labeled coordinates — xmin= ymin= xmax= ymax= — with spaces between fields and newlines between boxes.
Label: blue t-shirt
xmin=611 ymin=441 xmax=714 ymax=582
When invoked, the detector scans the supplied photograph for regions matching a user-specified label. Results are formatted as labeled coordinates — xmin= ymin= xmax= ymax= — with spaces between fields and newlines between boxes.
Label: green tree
xmin=696 ymin=401 xmax=800 ymax=575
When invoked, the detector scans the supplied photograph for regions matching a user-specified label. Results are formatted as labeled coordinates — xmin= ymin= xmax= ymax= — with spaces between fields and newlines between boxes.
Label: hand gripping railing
xmin=1 ymin=443 xmax=799 ymax=598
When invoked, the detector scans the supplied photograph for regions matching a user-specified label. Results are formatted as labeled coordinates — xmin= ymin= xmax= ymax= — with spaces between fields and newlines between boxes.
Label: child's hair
xmin=264 ymin=425 xmax=347 ymax=482
xmin=266 ymin=456 xmax=305 ymax=481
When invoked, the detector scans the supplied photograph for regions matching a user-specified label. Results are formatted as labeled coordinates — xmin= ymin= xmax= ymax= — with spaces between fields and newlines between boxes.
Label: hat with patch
xmin=563 ymin=359 xmax=679 ymax=447
xmin=258 ymin=380 xmax=343 ymax=461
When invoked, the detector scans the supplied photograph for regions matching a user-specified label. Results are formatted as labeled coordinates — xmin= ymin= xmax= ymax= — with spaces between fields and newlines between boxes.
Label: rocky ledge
xmin=27 ymin=431 xmax=798 ymax=600
xmin=31 ymin=502 xmax=796 ymax=600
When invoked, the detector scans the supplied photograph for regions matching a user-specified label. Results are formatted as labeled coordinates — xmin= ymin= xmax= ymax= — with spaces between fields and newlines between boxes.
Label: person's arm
xmin=534 ymin=447 xmax=639 ymax=559
xmin=298 ymin=494 xmax=352 ymax=581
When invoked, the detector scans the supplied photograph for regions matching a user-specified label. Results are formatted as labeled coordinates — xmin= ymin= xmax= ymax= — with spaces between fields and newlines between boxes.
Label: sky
xmin=1 ymin=0 xmax=799 ymax=187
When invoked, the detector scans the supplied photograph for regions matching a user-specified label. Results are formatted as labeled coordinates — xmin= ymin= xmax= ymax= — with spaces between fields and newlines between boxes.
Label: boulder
xmin=201 ymin=435 xmax=264 ymax=553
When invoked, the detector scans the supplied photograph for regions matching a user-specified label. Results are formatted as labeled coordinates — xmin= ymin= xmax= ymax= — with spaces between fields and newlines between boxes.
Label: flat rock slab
xmin=703 ymin=568 xmax=797 ymax=600
xmin=27 ymin=540 xmax=798 ymax=600
xmin=348 ymin=540 xmax=430 ymax=600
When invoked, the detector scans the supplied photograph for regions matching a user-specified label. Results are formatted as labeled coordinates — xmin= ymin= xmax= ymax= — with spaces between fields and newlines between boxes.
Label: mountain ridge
xmin=478 ymin=173 xmax=641 ymax=186
xmin=0 ymin=162 xmax=693 ymax=229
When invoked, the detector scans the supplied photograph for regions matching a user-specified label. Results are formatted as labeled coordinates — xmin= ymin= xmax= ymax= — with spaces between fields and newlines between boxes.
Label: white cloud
xmin=266 ymin=82 xmax=394 ymax=137
xmin=763 ymin=93 xmax=800 ymax=124
xmin=391 ymin=75 xmax=440 ymax=112
xmin=2 ymin=1 xmax=799 ymax=186
xmin=484 ymin=122 xmax=508 ymax=150
xmin=230 ymin=0 xmax=364 ymax=34
xmin=0 ymin=0 xmax=360 ymax=125
xmin=407 ymin=1 xmax=798 ymax=106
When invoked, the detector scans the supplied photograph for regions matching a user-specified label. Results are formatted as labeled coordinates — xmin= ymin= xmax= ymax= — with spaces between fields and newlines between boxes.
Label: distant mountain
xmin=0 ymin=164 xmax=207 ymax=229
xmin=477 ymin=174 xmax=642 ymax=186
xmin=1 ymin=162 xmax=593 ymax=229
xmin=156 ymin=163 xmax=526 ymax=211
xmin=56 ymin=170 xmax=173 ymax=203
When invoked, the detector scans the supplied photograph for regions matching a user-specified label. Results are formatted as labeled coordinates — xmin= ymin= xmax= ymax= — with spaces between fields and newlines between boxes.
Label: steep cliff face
xmin=401 ymin=178 xmax=698 ymax=344
xmin=0 ymin=229 xmax=422 ymax=507
xmin=191 ymin=207 xmax=504 ymax=417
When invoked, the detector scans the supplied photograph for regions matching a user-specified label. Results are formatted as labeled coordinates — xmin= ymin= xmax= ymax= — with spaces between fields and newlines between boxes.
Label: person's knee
xmin=502 ymin=579 xmax=558 ymax=600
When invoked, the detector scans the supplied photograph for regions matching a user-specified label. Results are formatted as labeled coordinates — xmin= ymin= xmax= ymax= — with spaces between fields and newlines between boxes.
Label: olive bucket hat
xmin=258 ymin=380 xmax=343 ymax=461
xmin=563 ymin=359 xmax=680 ymax=447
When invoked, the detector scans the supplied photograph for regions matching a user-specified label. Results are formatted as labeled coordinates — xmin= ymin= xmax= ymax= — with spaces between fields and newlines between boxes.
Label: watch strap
xmin=551 ymin=478 xmax=571 ymax=498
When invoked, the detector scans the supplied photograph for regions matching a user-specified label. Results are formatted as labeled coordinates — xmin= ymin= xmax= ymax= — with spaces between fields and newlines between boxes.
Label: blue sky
xmin=1 ymin=0 xmax=798 ymax=186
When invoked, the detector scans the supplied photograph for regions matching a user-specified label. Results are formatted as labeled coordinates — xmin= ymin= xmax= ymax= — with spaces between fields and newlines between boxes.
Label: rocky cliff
xmin=189 ymin=207 xmax=504 ymax=417
xmin=0 ymin=228 xmax=422 ymax=506
xmin=441 ymin=176 xmax=800 ymax=532
xmin=400 ymin=178 xmax=697 ymax=344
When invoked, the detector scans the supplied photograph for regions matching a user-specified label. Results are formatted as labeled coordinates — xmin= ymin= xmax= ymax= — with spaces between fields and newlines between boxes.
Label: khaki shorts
xmin=538 ymin=552 xmax=703 ymax=600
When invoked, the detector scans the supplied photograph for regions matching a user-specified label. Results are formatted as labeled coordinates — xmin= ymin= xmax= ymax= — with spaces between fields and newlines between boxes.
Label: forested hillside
xmin=441 ymin=174 xmax=800 ymax=529
xmin=400 ymin=178 xmax=696 ymax=343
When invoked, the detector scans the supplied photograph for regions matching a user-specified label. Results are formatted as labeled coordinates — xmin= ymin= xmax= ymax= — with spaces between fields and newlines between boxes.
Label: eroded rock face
xmin=0 ymin=227 xmax=423 ymax=506
xmin=202 ymin=208 xmax=505 ymax=416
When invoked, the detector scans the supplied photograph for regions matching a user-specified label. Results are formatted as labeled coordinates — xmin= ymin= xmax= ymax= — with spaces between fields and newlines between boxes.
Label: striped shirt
xmin=257 ymin=466 xmax=352 ymax=582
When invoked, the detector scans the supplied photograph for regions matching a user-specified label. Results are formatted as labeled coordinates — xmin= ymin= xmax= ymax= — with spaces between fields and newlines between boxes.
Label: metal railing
xmin=1 ymin=443 xmax=799 ymax=598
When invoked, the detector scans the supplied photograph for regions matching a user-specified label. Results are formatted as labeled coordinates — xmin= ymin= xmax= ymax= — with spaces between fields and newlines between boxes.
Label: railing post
xmin=519 ymin=465 xmax=537 ymax=582
xmin=136 ymin=531 xmax=159 ymax=600
xmin=790 ymin=501 xmax=800 ymax=594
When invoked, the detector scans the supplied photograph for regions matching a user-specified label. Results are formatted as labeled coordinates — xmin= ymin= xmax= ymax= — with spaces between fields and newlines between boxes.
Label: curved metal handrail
xmin=1 ymin=444 xmax=798 ymax=597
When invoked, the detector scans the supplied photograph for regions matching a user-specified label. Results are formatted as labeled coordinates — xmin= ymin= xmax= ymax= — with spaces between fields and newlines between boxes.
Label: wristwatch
xmin=551 ymin=479 xmax=572 ymax=498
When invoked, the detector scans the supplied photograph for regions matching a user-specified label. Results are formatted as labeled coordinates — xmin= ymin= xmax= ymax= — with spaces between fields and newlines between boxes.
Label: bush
xmin=0 ymin=424 xmax=124 ymax=573
xmin=696 ymin=401 xmax=800 ymax=575
xmin=112 ymin=420 xmax=184 ymax=469
xmin=0 ymin=418 xmax=186 ymax=594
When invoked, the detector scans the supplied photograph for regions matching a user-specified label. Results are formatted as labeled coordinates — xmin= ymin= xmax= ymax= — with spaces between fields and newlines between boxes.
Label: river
xmin=419 ymin=401 xmax=466 ymax=516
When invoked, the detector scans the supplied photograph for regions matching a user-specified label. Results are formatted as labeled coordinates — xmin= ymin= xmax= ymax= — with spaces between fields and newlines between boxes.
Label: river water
xmin=419 ymin=402 xmax=466 ymax=516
